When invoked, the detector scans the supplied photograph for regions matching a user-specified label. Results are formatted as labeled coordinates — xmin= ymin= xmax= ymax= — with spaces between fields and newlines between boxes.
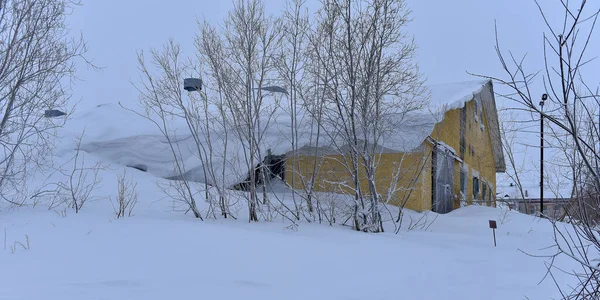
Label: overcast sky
xmin=67 ymin=0 xmax=600 ymax=110
xmin=64 ymin=0 xmax=596 ymax=108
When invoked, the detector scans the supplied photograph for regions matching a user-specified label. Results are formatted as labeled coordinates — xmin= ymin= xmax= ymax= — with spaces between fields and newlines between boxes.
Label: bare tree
xmin=498 ymin=108 xmax=533 ymax=212
xmin=277 ymin=0 xmax=334 ymax=224
xmin=307 ymin=0 xmax=425 ymax=232
xmin=197 ymin=0 xmax=283 ymax=222
xmin=276 ymin=0 xmax=311 ymax=220
xmin=64 ymin=131 xmax=103 ymax=213
xmin=131 ymin=0 xmax=292 ymax=223
xmin=112 ymin=169 xmax=138 ymax=218
xmin=25 ymin=130 xmax=105 ymax=212
xmin=0 ymin=0 xmax=87 ymax=206
xmin=484 ymin=0 xmax=600 ymax=297
xmin=195 ymin=20 xmax=242 ymax=220
xmin=186 ymin=81 xmax=234 ymax=219
xmin=129 ymin=41 xmax=203 ymax=220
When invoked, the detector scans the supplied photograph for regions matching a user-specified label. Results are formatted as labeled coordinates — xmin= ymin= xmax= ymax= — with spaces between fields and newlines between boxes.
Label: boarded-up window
xmin=473 ymin=176 xmax=480 ymax=200
xmin=482 ymin=182 xmax=488 ymax=205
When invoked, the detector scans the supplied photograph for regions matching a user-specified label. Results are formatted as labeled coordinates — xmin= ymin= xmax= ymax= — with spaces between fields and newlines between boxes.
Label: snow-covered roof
xmin=428 ymin=79 xmax=505 ymax=172
xmin=288 ymin=79 xmax=503 ymax=154
xmin=431 ymin=79 xmax=504 ymax=172
xmin=428 ymin=80 xmax=489 ymax=112
xmin=390 ymin=79 xmax=495 ymax=152
xmin=290 ymin=79 xmax=505 ymax=172
xmin=69 ymin=79 xmax=504 ymax=186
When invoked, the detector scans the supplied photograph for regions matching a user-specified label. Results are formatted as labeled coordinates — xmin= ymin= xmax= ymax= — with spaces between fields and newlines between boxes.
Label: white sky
xmin=67 ymin=0 xmax=600 ymax=109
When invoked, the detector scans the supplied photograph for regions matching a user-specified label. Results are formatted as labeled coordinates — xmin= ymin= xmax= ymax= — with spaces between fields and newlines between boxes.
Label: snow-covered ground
xmin=0 ymin=102 xmax=581 ymax=300
xmin=0 ymin=199 xmax=578 ymax=299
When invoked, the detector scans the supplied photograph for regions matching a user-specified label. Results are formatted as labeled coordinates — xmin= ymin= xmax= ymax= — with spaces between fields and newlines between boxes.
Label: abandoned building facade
xmin=283 ymin=80 xmax=505 ymax=213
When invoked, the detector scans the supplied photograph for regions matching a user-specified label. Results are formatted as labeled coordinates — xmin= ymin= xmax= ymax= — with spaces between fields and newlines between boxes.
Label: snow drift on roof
xmin=428 ymin=79 xmax=489 ymax=112
xmin=378 ymin=79 xmax=491 ymax=152
xmin=65 ymin=80 xmax=494 ymax=186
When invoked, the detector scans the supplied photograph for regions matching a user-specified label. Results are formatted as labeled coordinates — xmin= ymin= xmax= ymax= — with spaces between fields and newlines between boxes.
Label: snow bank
xmin=0 ymin=199 xmax=579 ymax=299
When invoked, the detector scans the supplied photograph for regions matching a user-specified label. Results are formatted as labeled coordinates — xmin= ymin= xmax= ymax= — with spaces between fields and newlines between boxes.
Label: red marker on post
xmin=489 ymin=220 xmax=497 ymax=247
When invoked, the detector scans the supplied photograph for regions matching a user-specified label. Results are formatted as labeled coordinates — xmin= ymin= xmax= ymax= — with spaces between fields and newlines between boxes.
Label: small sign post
xmin=489 ymin=220 xmax=497 ymax=247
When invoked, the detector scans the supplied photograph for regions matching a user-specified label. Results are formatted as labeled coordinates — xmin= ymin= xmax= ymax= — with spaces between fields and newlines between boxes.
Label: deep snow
xmin=0 ymin=202 xmax=578 ymax=299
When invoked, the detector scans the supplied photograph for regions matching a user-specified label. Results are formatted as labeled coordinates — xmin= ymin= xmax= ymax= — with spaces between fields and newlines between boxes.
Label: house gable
xmin=427 ymin=83 xmax=501 ymax=208
xmin=479 ymin=80 xmax=506 ymax=172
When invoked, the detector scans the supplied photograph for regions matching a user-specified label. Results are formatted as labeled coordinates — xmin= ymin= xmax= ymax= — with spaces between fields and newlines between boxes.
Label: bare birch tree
xmin=193 ymin=24 xmax=238 ymax=219
xmin=130 ymin=41 xmax=203 ymax=219
xmin=275 ymin=0 xmax=313 ymax=220
xmin=197 ymin=0 xmax=282 ymax=222
xmin=0 ymin=0 xmax=87 ymax=206
xmin=308 ymin=0 xmax=425 ymax=232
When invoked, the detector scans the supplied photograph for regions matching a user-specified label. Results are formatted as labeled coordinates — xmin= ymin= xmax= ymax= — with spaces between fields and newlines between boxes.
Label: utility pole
xmin=540 ymin=93 xmax=548 ymax=216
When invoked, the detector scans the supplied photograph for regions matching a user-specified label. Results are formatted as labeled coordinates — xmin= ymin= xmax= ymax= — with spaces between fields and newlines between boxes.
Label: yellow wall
xmin=429 ymin=98 xmax=497 ymax=208
xmin=285 ymin=96 xmax=499 ymax=212
xmin=285 ymin=150 xmax=431 ymax=211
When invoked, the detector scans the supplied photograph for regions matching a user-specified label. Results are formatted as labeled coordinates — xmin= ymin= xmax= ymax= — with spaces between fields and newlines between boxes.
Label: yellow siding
xmin=429 ymin=98 xmax=497 ymax=207
xmin=285 ymin=151 xmax=431 ymax=211
xmin=285 ymin=97 xmax=499 ymax=212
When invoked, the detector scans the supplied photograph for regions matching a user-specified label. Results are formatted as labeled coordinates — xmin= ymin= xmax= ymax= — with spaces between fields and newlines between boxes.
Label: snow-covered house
xmin=285 ymin=79 xmax=505 ymax=213
xmin=74 ymin=79 xmax=504 ymax=215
